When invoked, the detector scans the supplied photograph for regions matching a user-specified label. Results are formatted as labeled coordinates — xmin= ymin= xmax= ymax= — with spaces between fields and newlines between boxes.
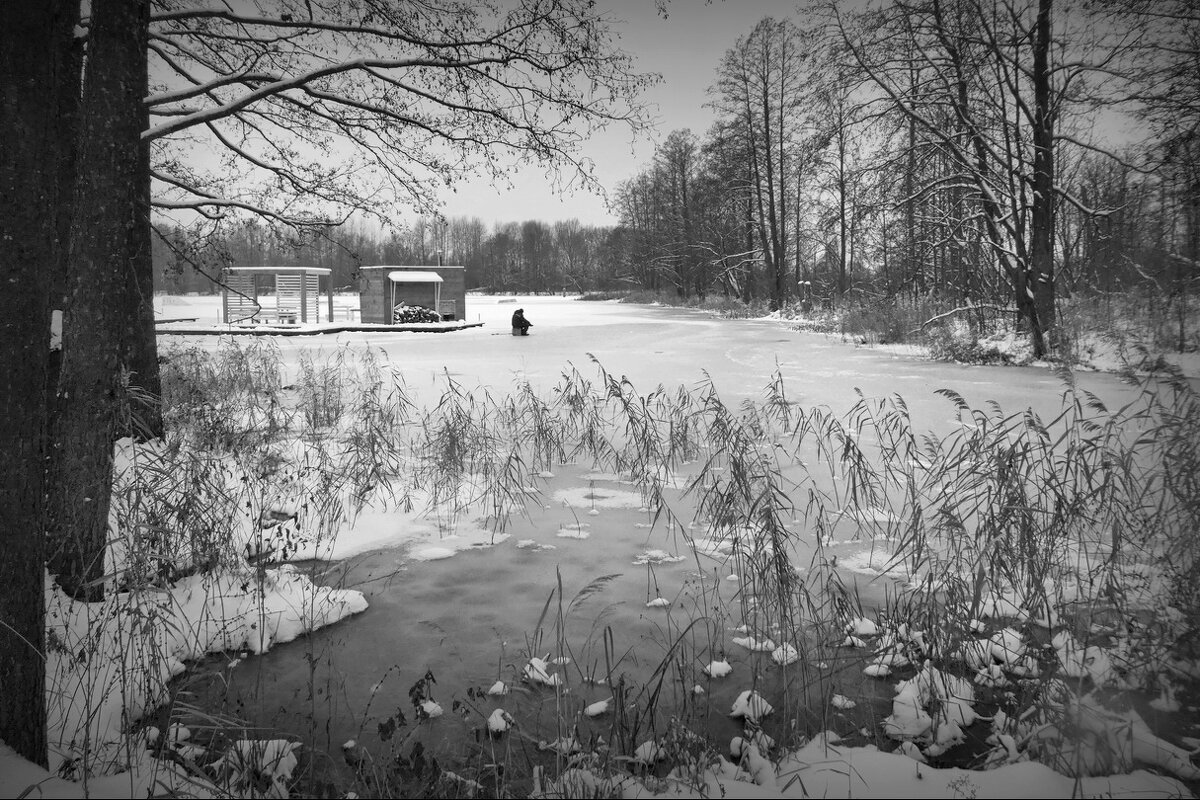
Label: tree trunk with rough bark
xmin=49 ymin=0 xmax=150 ymax=599
xmin=123 ymin=41 xmax=162 ymax=441
xmin=0 ymin=0 xmax=77 ymax=768
xmin=1029 ymin=0 xmax=1057 ymax=356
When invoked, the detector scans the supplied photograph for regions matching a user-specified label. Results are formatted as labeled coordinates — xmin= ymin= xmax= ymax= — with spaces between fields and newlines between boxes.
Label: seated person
xmin=511 ymin=308 xmax=532 ymax=336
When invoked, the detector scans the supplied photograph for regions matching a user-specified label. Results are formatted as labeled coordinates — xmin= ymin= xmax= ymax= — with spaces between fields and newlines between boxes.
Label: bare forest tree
xmin=698 ymin=120 xmax=764 ymax=301
xmin=1107 ymin=0 xmax=1200 ymax=351
xmin=610 ymin=1 xmax=1194 ymax=359
xmin=616 ymin=16 xmax=859 ymax=308
xmin=612 ymin=130 xmax=704 ymax=296
xmin=710 ymin=18 xmax=815 ymax=310
xmin=832 ymin=0 xmax=1122 ymax=357
xmin=613 ymin=172 xmax=667 ymax=290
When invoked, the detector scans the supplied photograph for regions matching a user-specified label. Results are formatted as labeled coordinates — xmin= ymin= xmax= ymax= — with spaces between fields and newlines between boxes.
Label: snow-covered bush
xmin=837 ymin=297 xmax=951 ymax=345
xmin=925 ymin=319 xmax=1013 ymax=364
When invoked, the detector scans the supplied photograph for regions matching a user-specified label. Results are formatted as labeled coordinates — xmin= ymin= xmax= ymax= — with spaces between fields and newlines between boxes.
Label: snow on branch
xmin=916 ymin=303 xmax=1021 ymax=333
xmin=144 ymin=57 xmax=465 ymax=141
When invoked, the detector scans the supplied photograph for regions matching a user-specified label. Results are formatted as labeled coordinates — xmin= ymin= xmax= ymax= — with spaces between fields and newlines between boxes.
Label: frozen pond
xmin=162 ymin=295 xmax=1154 ymax=784
xmin=161 ymin=293 xmax=1114 ymax=430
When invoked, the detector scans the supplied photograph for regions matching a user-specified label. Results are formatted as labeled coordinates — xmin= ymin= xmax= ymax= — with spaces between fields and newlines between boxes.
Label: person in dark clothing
xmin=511 ymin=308 xmax=532 ymax=336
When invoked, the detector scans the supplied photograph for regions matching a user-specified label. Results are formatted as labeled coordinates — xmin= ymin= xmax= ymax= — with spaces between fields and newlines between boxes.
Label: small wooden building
xmin=221 ymin=266 xmax=333 ymax=324
xmin=358 ymin=265 xmax=466 ymax=322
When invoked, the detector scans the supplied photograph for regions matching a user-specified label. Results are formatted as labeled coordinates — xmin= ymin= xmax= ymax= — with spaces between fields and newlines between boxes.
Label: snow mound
xmin=45 ymin=567 xmax=366 ymax=768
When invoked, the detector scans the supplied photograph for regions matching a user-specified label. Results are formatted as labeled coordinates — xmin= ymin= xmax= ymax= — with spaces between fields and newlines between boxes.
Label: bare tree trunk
xmin=1185 ymin=158 xmax=1199 ymax=352
xmin=1030 ymin=0 xmax=1057 ymax=354
xmin=0 ymin=0 xmax=77 ymax=767
xmin=794 ymin=166 xmax=805 ymax=291
xmin=123 ymin=100 xmax=163 ymax=440
xmin=838 ymin=125 xmax=849 ymax=297
xmin=755 ymin=61 xmax=783 ymax=309
xmin=49 ymin=0 xmax=150 ymax=599
xmin=906 ymin=64 xmax=921 ymax=298
xmin=776 ymin=27 xmax=790 ymax=309
xmin=744 ymin=192 xmax=756 ymax=303
xmin=743 ymin=88 xmax=772 ymax=304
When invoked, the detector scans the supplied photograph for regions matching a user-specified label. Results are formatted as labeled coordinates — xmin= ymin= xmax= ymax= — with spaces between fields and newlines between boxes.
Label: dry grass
xmin=70 ymin=338 xmax=1200 ymax=796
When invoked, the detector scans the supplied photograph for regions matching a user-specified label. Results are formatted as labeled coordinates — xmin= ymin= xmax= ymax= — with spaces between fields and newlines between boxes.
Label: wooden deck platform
xmin=156 ymin=321 xmax=484 ymax=336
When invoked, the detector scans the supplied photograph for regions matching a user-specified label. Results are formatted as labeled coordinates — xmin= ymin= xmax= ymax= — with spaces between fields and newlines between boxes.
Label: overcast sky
xmin=438 ymin=1 xmax=799 ymax=228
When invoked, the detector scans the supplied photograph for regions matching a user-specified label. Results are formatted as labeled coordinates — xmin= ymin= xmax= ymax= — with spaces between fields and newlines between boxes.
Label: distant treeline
xmin=153 ymin=216 xmax=638 ymax=295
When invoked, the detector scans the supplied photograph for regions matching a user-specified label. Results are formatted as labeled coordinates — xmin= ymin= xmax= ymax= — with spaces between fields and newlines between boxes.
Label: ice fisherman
xmin=511 ymin=308 xmax=532 ymax=336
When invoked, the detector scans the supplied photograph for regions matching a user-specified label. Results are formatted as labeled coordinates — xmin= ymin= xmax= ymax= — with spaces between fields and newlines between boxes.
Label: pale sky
xmin=438 ymin=1 xmax=800 ymax=227
xmin=150 ymin=1 xmax=795 ymax=235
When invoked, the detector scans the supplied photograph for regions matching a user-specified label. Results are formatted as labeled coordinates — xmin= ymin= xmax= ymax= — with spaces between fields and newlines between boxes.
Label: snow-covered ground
xmin=4 ymin=294 xmax=1195 ymax=798
xmin=534 ymin=731 xmax=1190 ymax=798
xmin=772 ymin=306 xmax=1200 ymax=378
xmin=158 ymin=293 xmax=1166 ymax=428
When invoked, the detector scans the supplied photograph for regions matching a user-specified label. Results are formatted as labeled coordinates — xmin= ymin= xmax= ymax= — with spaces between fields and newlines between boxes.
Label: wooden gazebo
xmin=358 ymin=265 xmax=467 ymax=322
xmin=221 ymin=266 xmax=333 ymax=324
